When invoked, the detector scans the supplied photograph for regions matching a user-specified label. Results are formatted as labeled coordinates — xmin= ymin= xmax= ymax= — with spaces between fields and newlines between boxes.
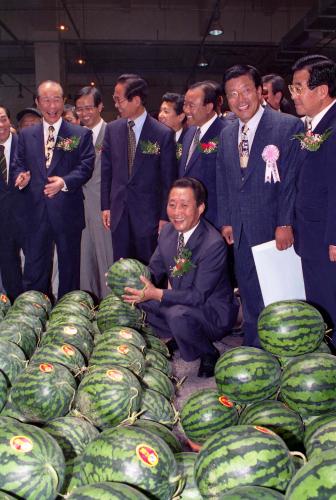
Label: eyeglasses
xmin=226 ymin=87 xmax=255 ymax=100
xmin=75 ymin=105 xmax=95 ymax=113
xmin=288 ymin=83 xmax=315 ymax=96
xmin=38 ymin=96 xmax=63 ymax=104
xmin=112 ymin=96 xmax=128 ymax=105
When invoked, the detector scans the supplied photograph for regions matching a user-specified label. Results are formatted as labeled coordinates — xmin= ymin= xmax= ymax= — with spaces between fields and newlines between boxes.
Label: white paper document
xmin=252 ymin=240 xmax=306 ymax=306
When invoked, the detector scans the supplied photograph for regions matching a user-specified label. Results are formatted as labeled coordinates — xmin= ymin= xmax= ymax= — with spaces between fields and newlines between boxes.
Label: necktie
xmin=186 ymin=127 xmax=201 ymax=168
xmin=177 ymin=232 xmax=184 ymax=258
xmin=127 ymin=120 xmax=136 ymax=177
xmin=239 ymin=124 xmax=249 ymax=169
xmin=45 ymin=125 xmax=55 ymax=168
xmin=305 ymin=117 xmax=313 ymax=133
xmin=0 ymin=145 xmax=7 ymax=183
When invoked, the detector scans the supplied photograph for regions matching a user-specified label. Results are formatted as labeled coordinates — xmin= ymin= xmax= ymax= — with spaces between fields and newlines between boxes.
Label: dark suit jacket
xmin=179 ymin=117 xmax=227 ymax=227
xmin=12 ymin=120 xmax=95 ymax=234
xmin=149 ymin=218 xmax=235 ymax=330
xmin=101 ymin=114 xmax=177 ymax=237
xmin=216 ymin=106 xmax=303 ymax=247
xmin=295 ymin=102 xmax=336 ymax=261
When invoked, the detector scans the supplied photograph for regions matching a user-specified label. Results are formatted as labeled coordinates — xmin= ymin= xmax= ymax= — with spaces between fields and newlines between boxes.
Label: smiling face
xmin=36 ymin=81 xmax=64 ymax=125
xmin=167 ymin=187 xmax=205 ymax=233
xmin=225 ymin=74 xmax=262 ymax=123
xmin=0 ymin=107 xmax=11 ymax=143
xmin=290 ymin=68 xmax=324 ymax=118
xmin=113 ymin=82 xmax=143 ymax=120
xmin=183 ymin=87 xmax=214 ymax=127
xmin=158 ymin=101 xmax=184 ymax=131
xmin=75 ymin=94 xmax=102 ymax=128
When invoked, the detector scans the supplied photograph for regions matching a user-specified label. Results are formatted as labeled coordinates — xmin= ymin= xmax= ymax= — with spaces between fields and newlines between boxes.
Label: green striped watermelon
xmin=43 ymin=416 xmax=99 ymax=460
xmin=220 ymin=486 xmax=285 ymax=498
xmin=238 ymin=400 xmax=304 ymax=450
xmin=131 ymin=419 xmax=182 ymax=453
xmin=285 ymin=449 xmax=336 ymax=499
xmin=77 ymin=426 xmax=180 ymax=499
xmin=280 ymin=353 xmax=336 ymax=416
xmin=95 ymin=326 xmax=146 ymax=352
xmin=304 ymin=419 xmax=336 ymax=459
xmin=0 ymin=392 xmax=30 ymax=423
xmin=89 ymin=339 xmax=145 ymax=377
xmin=194 ymin=425 xmax=295 ymax=498
xmin=14 ymin=290 xmax=52 ymax=314
xmin=3 ymin=313 xmax=43 ymax=339
xmin=0 ymin=339 xmax=27 ymax=385
xmin=0 ymin=321 xmax=38 ymax=358
xmin=304 ymin=412 xmax=336 ymax=447
xmin=180 ymin=389 xmax=239 ymax=445
xmin=258 ymin=300 xmax=325 ymax=357
xmin=0 ymin=371 xmax=7 ymax=412
xmin=0 ymin=416 xmax=65 ymax=499
xmin=0 ymin=293 xmax=11 ymax=315
xmin=58 ymin=290 xmax=94 ymax=309
xmin=175 ymin=452 xmax=202 ymax=500
xmin=75 ymin=365 xmax=141 ymax=429
xmin=97 ymin=293 xmax=142 ymax=332
xmin=66 ymin=481 xmax=150 ymax=499
xmin=106 ymin=258 xmax=151 ymax=297
xmin=139 ymin=388 xmax=178 ymax=428
xmin=142 ymin=334 xmax=170 ymax=357
xmin=215 ymin=347 xmax=282 ymax=404
xmin=142 ymin=367 xmax=175 ymax=401
xmin=41 ymin=324 xmax=94 ymax=361
xmin=31 ymin=343 xmax=86 ymax=374
xmin=11 ymin=301 xmax=48 ymax=326
xmin=48 ymin=314 xmax=95 ymax=338
xmin=145 ymin=349 xmax=173 ymax=377
xmin=51 ymin=300 xmax=95 ymax=322
xmin=10 ymin=362 xmax=77 ymax=423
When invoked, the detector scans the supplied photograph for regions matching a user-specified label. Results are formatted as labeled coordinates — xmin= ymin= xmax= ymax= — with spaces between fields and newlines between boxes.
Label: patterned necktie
xmin=45 ymin=125 xmax=55 ymax=168
xmin=127 ymin=120 xmax=136 ymax=177
xmin=177 ymin=232 xmax=184 ymax=258
xmin=239 ymin=124 xmax=249 ymax=169
xmin=0 ymin=145 xmax=7 ymax=183
xmin=186 ymin=127 xmax=201 ymax=168
xmin=305 ymin=117 xmax=313 ymax=133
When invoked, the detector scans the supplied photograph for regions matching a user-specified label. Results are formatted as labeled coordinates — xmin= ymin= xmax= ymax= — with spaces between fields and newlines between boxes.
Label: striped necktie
xmin=239 ymin=124 xmax=249 ymax=169
xmin=305 ymin=117 xmax=313 ymax=133
xmin=127 ymin=120 xmax=136 ymax=177
xmin=177 ymin=232 xmax=184 ymax=258
xmin=186 ymin=127 xmax=201 ymax=168
xmin=0 ymin=145 xmax=7 ymax=183
xmin=45 ymin=125 xmax=55 ymax=168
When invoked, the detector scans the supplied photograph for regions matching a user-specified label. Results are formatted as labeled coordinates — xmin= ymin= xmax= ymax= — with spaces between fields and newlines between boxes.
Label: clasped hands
xmin=15 ymin=172 xmax=65 ymax=198
xmin=123 ymin=275 xmax=163 ymax=304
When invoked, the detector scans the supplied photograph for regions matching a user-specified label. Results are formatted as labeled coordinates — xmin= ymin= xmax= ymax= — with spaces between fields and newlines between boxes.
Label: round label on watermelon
xmin=255 ymin=425 xmax=274 ymax=435
xmin=136 ymin=444 xmax=159 ymax=467
xmin=39 ymin=363 xmax=54 ymax=373
xmin=63 ymin=326 xmax=78 ymax=335
xmin=106 ymin=369 xmax=123 ymax=381
xmin=0 ymin=294 xmax=8 ymax=303
xmin=61 ymin=344 xmax=75 ymax=356
xmin=33 ymin=303 xmax=42 ymax=309
xmin=117 ymin=344 xmax=129 ymax=355
xmin=10 ymin=435 xmax=34 ymax=453
xmin=218 ymin=396 xmax=234 ymax=408
xmin=120 ymin=330 xmax=132 ymax=339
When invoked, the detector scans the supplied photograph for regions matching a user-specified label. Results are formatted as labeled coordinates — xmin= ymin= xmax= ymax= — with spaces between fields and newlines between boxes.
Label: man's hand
xmin=44 ymin=176 xmax=65 ymax=198
xmin=102 ymin=210 xmax=110 ymax=230
xmin=275 ymin=226 xmax=294 ymax=250
xmin=123 ymin=275 xmax=163 ymax=304
xmin=329 ymin=245 xmax=336 ymax=262
xmin=15 ymin=171 xmax=31 ymax=189
xmin=221 ymin=225 xmax=234 ymax=245
xmin=158 ymin=219 xmax=168 ymax=234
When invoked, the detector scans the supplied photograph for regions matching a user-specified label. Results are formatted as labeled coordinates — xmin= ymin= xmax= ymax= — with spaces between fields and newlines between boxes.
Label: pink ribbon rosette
xmin=262 ymin=144 xmax=280 ymax=183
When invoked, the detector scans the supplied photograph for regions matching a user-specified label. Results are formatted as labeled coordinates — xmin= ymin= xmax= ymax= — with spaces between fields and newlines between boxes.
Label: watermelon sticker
xmin=0 ymin=294 xmax=8 ymax=303
xmin=117 ymin=344 xmax=129 ymax=355
xmin=219 ymin=396 xmax=234 ymax=408
xmin=120 ymin=330 xmax=132 ymax=340
xmin=10 ymin=436 xmax=33 ymax=453
xmin=39 ymin=363 xmax=54 ymax=373
xmin=61 ymin=344 xmax=75 ymax=356
xmin=33 ymin=302 xmax=42 ymax=309
xmin=63 ymin=326 xmax=78 ymax=335
xmin=106 ymin=369 xmax=123 ymax=381
xmin=255 ymin=425 xmax=274 ymax=435
xmin=136 ymin=444 xmax=159 ymax=467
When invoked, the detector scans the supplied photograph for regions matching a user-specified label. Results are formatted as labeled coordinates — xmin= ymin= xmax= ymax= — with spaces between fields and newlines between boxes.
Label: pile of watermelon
xmin=2 ymin=263 xmax=336 ymax=499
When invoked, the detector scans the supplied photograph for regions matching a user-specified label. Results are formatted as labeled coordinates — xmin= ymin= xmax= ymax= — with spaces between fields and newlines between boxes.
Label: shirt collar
xmin=239 ymin=105 xmax=264 ymax=135
xmin=199 ymin=114 xmax=217 ymax=140
xmin=90 ymin=118 xmax=104 ymax=144
xmin=129 ymin=109 xmax=147 ymax=129
xmin=43 ymin=117 xmax=62 ymax=139
xmin=181 ymin=221 xmax=200 ymax=246
xmin=1 ymin=132 xmax=12 ymax=152
xmin=309 ymin=99 xmax=336 ymax=131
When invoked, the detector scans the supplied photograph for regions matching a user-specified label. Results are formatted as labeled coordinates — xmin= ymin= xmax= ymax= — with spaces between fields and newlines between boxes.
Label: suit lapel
xmin=179 ymin=127 xmax=195 ymax=175
xmin=95 ymin=120 xmax=106 ymax=148
xmin=32 ymin=123 xmax=47 ymax=177
xmin=186 ymin=120 xmax=220 ymax=173
xmin=48 ymin=120 xmax=68 ymax=174
xmin=229 ymin=121 xmax=242 ymax=183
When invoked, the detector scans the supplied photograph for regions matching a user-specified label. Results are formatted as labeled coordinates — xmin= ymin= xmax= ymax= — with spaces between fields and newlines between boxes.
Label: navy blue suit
xmin=217 ymin=106 xmax=303 ymax=346
xmin=179 ymin=117 xmax=227 ymax=228
xmin=101 ymin=115 xmax=177 ymax=264
xmin=13 ymin=120 xmax=95 ymax=298
xmin=0 ymin=133 xmax=25 ymax=300
xmin=294 ymin=102 xmax=336 ymax=335
xmin=141 ymin=219 xmax=239 ymax=361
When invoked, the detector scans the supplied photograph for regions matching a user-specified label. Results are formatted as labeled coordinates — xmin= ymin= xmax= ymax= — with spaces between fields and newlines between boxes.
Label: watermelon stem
xmin=290 ymin=450 xmax=307 ymax=464
xmin=174 ymin=375 xmax=187 ymax=390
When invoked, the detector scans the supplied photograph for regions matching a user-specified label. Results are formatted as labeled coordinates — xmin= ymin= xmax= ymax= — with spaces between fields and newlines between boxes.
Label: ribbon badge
xmin=262 ymin=145 xmax=280 ymax=183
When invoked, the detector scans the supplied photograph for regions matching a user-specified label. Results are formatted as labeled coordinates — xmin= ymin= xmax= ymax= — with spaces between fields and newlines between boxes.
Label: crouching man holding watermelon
xmin=123 ymin=177 xmax=239 ymax=377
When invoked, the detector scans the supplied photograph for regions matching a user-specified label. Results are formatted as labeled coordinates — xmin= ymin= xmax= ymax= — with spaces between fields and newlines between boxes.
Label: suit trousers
xmin=23 ymin=212 xmax=82 ymax=299
xmin=0 ymin=232 xmax=23 ymax=302
xmin=112 ymin=209 xmax=158 ymax=265
xmin=301 ymin=256 xmax=336 ymax=339
xmin=234 ymin=229 xmax=264 ymax=348
xmin=141 ymin=300 xmax=231 ymax=361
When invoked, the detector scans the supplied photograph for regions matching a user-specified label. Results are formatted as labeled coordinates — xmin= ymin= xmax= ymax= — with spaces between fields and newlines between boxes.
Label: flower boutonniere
xmin=293 ymin=128 xmax=332 ymax=152
xmin=199 ymin=138 xmax=219 ymax=154
xmin=170 ymin=248 xmax=195 ymax=278
xmin=95 ymin=143 xmax=103 ymax=153
xmin=140 ymin=140 xmax=160 ymax=155
xmin=176 ymin=143 xmax=183 ymax=160
xmin=56 ymin=136 xmax=80 ymax=152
